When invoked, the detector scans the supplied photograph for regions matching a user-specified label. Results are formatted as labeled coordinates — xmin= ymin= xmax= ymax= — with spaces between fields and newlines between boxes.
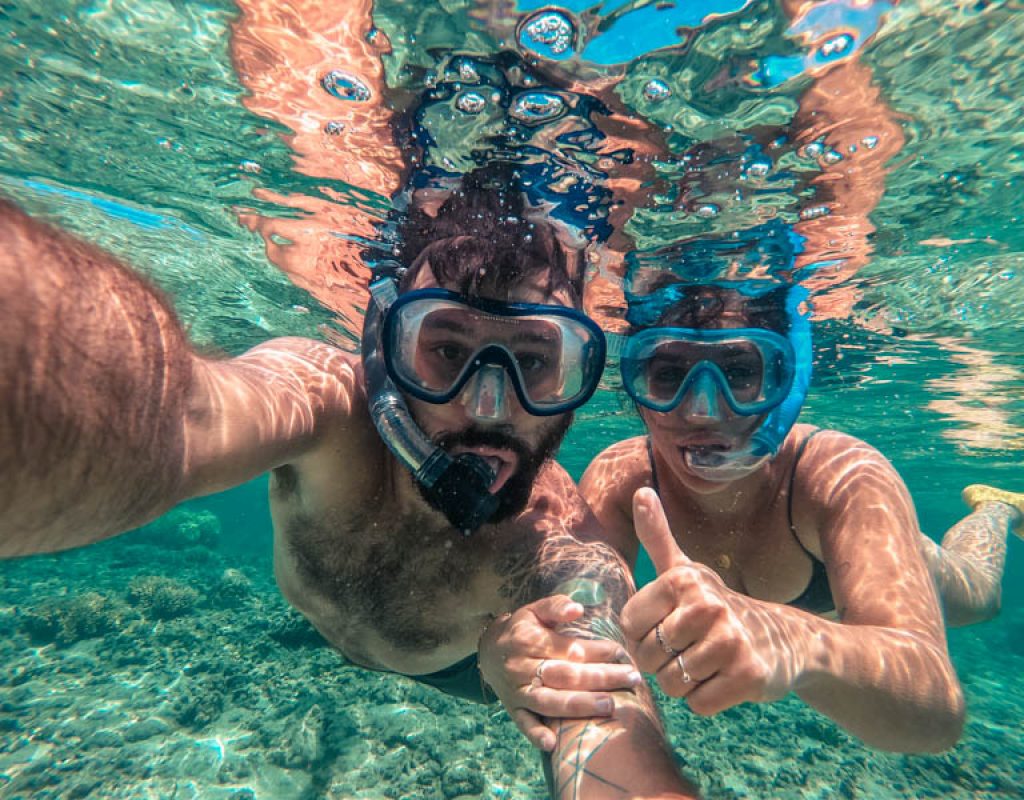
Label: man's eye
xmin=433 ymin=344 xmax=467 ymax=362
xmin=517 ymin=353 xmax=550 ymax=373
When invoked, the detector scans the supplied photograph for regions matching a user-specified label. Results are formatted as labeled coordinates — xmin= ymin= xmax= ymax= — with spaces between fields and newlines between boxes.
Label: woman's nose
xmin=676 ymin=370 xmax=724 ymax=423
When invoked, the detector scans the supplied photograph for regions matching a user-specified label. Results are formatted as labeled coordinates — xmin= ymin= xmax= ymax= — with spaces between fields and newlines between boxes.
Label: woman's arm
xmin=0 ymin=201 xmax=356 ymax=556
xmin=623 ymin=462 xmax=964 ymax=754
xmin=792 ymin=432 xmax=965 ymax=750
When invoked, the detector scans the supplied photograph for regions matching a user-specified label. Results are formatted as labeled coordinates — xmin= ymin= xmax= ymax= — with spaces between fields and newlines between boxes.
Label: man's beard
xmin=417 ymin=415 xmax=572 ymax=525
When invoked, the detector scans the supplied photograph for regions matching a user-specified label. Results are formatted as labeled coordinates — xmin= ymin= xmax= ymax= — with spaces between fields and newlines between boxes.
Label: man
xmin=0 ymin=165 xmax=696 ymax=799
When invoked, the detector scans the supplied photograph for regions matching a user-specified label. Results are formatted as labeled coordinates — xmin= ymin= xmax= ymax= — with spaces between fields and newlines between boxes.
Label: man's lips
xmin=452 ymin=446 xmax=518 ymax=493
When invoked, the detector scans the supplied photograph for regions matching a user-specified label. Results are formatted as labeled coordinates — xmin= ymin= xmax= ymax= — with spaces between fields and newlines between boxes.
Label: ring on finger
xmin=532 ymin=659 xmax=549 ymax=688
xmin=655 ymin=623 xmax=678 ymax=656
xmin=675 ymin=653 xmax=692 ymax=684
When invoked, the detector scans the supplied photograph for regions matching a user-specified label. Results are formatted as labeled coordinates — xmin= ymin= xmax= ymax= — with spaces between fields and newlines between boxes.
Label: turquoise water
xmin=2 ymin=0 xmax=1023 ymax=797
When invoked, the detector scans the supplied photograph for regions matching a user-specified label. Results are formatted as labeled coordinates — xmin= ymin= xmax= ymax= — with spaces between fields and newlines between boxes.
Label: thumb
xmin=633 ymin=487 xmax=690 ymax=575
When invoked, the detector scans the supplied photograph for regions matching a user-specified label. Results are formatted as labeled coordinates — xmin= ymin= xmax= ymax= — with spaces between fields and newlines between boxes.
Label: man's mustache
xmin=434 ymin=427 xmax=530 ymax=459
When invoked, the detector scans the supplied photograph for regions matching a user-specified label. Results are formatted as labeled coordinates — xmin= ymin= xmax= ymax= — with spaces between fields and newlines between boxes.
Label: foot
xmin=962 ymin=484 xmax=1024 ymax=536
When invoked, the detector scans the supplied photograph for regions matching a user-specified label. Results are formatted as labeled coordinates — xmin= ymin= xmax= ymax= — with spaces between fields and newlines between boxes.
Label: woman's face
xmin=637 ymin=298 xmax=775 ymax=492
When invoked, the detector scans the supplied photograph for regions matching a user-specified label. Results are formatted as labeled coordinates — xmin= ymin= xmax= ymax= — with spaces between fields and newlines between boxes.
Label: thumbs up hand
xmin=621 ymin=488 xmax=801 ymax=715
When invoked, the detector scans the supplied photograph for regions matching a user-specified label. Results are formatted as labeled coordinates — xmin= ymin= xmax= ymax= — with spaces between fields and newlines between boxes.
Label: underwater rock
xmin=213 ymin=568 xmax=253 ymax=606
xmin=127 ymin=575 xmax=200 ymax=619
xmin=19 ymin=591 xmax=129 ymax=645
xmin=169 ymin=675 xmax=226 ymax=730
xmin=273 ymin=703 xmax=326 ymax=768
xmin=121 ymin=717 xmax=171 ymax=743
xmin=441 ymin=762 xmax=485 ymax=798
xmin=267 ymin=611 xmax=329 ymax=649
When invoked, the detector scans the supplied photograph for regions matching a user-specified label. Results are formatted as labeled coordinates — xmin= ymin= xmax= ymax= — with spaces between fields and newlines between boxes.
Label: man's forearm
xmin=0 ymin=200 xmax=196 ymax=555
xmin=514 ymin=530 xmax=697 ymax=798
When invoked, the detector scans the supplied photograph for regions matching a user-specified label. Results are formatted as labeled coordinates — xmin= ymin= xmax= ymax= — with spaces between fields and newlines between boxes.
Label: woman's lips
xmin=453 ymin=446 xmax=518 ymax=493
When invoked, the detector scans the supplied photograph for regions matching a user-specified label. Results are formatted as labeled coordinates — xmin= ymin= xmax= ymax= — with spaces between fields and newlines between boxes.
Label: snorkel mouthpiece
xmin=418 ymin=450 xmax=500 ymax=532
xmin=363 ymin=275 xmax=499 ymax=534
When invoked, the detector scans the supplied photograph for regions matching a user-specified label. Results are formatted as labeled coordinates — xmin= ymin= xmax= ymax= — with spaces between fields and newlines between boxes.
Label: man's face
xmin=403 ymin=265 xmax=576 ymax=522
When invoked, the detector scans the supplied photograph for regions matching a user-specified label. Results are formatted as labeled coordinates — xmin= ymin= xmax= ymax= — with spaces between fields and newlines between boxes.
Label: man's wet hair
xmin=632 ymin=277 xmax=790 ymax=334
xmin=394 ymin=163 xmax=583 ymax=307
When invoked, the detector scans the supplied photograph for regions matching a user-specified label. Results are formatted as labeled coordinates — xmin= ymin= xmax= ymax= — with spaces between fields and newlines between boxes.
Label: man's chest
xmin=269 ymin=493 xmax=524 ymax=674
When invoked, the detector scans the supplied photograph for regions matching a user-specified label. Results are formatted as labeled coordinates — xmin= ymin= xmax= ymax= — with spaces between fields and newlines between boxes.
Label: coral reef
xmin=126 ymin=575 xmax=200 ymax=619
xmin=18 ymin=591 xmax=130 ymax=645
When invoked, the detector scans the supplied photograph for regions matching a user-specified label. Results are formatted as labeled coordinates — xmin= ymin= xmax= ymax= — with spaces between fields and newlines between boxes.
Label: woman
xmin=479 ymin=280 xmax=1023 ymax=754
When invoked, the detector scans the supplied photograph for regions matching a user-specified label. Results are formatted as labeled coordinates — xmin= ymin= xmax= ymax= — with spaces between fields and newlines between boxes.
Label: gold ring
xmin=655 ymin=623 xmax=677 ymax=655
xmin=676 ymin=654 xmax=692 ymax=684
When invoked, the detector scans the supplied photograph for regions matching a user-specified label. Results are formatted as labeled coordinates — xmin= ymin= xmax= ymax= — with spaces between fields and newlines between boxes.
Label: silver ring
xmin=676 ymin=654 xmax=692 ymax=684
xmin=655 ymin=623 xmax=677 ymax=655
xmin=532 ymin=659 xmax=549 ymax=687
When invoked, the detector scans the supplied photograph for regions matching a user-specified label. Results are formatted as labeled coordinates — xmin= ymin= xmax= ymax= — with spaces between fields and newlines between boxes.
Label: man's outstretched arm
xmin=0 ymin=200 xmax=355 ymax=556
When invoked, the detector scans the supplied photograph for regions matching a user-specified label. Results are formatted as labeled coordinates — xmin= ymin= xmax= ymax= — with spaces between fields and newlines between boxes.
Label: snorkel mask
xmin=612 ymin=283 xmax=812 ymax=482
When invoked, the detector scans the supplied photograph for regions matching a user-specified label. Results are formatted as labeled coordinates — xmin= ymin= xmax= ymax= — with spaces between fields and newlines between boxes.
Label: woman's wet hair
xmin=394 ymin=163 xmax=582 ymax=307
xmin=633 ymin=277 xmax=790 ymax=334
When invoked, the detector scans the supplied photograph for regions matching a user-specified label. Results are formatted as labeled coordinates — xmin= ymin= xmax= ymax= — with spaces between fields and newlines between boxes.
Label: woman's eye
xmin=651 ymin=366 xmax=687 ymax=385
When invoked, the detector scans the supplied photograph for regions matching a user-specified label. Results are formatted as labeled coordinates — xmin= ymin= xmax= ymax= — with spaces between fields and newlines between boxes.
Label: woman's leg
xmin=920 ymin=485 xmax=1023 ymax=627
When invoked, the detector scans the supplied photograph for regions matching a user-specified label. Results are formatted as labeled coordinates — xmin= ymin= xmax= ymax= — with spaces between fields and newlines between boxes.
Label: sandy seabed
xmin=1 ymin=511 xmax=1022 ymax=799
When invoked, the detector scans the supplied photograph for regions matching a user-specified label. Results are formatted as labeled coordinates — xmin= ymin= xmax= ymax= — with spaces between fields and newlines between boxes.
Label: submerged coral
xmin=126 ymin=575 xmax=200 ymax=619
xmin=19 ymin=591 xmax=130 ymax=645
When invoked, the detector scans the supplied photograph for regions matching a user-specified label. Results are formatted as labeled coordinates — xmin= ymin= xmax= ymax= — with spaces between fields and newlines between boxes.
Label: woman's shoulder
xmin=580 ymin=435 xmax=651 ymax=499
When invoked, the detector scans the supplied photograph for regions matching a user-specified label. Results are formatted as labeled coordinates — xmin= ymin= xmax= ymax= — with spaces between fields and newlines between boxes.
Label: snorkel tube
xmin=362 ymin=273 xmax=499 ymax=534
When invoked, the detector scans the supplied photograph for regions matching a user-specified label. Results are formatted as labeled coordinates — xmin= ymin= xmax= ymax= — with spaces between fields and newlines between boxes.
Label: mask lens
xmin=621 ymin=328 xmax=792 ymax=415
xmin=384 ymin=291 xmax=605 ymax=414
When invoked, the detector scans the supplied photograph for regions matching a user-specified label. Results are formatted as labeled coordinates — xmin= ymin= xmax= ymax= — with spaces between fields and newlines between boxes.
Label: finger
xmin=631 ymin=606 xmax=699 ymax=672
xmin=684 ymin=676 xmax=739 ymax=717
xmin=510 ymin=708 xmax=556 ymax=751
xmin=654 ymin=651 xmax=702 ymax=700
xmin=519 ymin=685 xmax=616 ymax=720
xmin=632 ymin=487 xmax=692 ymax=575
xmin=621 ymin=575 xmax=702 ymax=655
xmin=529 ymin=595 xmax=585 ymax=628
xmin=538 ymin=660 xmax=643 ymax=692
xmin=562 ymin=637 xmax=630 ymax=665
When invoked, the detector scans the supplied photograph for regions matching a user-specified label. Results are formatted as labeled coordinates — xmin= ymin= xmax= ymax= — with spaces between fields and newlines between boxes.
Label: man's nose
xmin=461 ymin=363 xmax=512 ymax=422
xmin=676 ymin=369 xmax=724 ymax=423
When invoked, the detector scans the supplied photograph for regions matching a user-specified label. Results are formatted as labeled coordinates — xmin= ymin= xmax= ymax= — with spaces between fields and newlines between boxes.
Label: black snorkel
xmin=361 ymin=268 xmax=499 ymax=534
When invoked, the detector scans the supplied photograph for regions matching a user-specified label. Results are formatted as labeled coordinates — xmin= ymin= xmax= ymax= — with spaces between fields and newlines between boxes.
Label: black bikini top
xmin=646 ymin=430 xmax=835 ymax=614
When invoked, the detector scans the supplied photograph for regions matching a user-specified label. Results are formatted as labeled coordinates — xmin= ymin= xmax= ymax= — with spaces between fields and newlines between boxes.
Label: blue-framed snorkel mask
xmin=610 ymin=285 xmax=812 ymax=482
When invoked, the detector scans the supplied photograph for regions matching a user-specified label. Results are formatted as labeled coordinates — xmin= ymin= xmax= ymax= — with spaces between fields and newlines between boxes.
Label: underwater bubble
xmin=520 ymin=11 xmax=576 ymax=59
xmin=820 ymin=33 xmax=854 ymax=59
xmin=455 ymin=91 xmax=487 ymax=114
xmin=861 ymin=135 xmax=879 ymax=149
xmin=744 ymin=158 xmax=772 ymax=179
xmin=509 ymin=91 xmax=566 ymax=124
xmin=457 ymin=59 xmax=480 ymax=83
xmin=822 ymin=149 xmax=843 ymax=165
xmin=324 ymin=120 xmax=346 ymax=135
xmin=239 ymin=160 xmax=261 ymax=173
xmin=799 ymin=205 xmax=830 ymax=220
xmin=802 ymin=140 xmax=825 ymax=159
xmin=321 ymin=70 xmax=371 ymax=102
xmin=696 ymin=203 xmax=720 ymax=219
xmin=642 ymin=79 xmax=672 ymax=103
